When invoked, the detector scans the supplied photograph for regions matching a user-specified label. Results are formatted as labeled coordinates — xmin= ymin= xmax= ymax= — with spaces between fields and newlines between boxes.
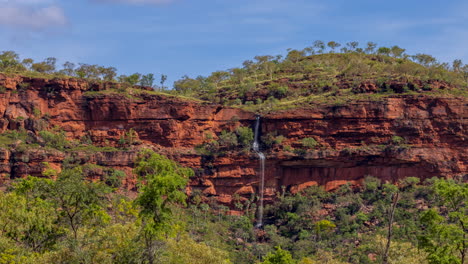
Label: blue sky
xmin=1 ymin=0 xmax=467 ymax=86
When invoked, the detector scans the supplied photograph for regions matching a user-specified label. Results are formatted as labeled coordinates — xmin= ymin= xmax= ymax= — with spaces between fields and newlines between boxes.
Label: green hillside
xmin=1 ymin=41 xmax=467 ymax=113
xmin=173 ymin=42 xmax=468 ymax=111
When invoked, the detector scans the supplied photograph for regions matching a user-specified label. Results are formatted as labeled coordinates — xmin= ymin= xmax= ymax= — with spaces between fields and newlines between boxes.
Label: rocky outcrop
xmin=0 ymin=74 xmax=466 ymax=205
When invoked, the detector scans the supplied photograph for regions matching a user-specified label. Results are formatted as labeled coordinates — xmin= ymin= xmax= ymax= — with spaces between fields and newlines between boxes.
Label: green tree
xmin=286 ymin=49 xmax=305 ymax=64
xmin=160 ymin=74 xmax=167 ymax=90
xmin=377 ymin=47 xmax=391 ymax=56
xmin=243 ymin=59 xmax=259 ymax=81
xmin=32 ymin=57 xmax=56 ymax=73
xmin=261 ymin=246 xmax=297 ymax=264
xmin=313 ymin=40 xmax=325 ymax=54
xmin=419 ymin=179 xmax=467 ymax=264
xmin=0 ymin=190 xmax=62 ymax=253
xmin=255 ymin=55 xmax=276 ymax=80
xmin=134 ymin=149 xmax=193 ymax=264
xmin=264 ymin=61 xmax=278 ymax=80
xmin=390 ymin=45 xmax=406 ymax=58
xmin=52 ymin=167 xmax=109 ymax=240
xmin=21 ymin=58 xmax=34 ymax=70
xmin=327 ymin=41 xmax=341 ymax=53
xmin=255 ymin=55 xmax=274 ymax=65
xmin=346 ymin=41 xmax=359 ymax=52
xmin=174 ymin=75 xmax=202 ymax=94
xmin=314 ymin=220 xmax=336 ymax=241
xmin=383 ymin=192 xmax=400 ymax=264
xmin=412 ymin=54 xmax=437 ymax=67
xmin=141 ymin=73 xmax=155 ymax=87
xmin=230 ymin=68 xmax=247 ymax=85
xmin=0 ymin=51 xmax=24 ymax=72
xmin=462 ymin=65 xmax=468 ymax=83
xmin=163 ymin=235 xmax=231 ymax=264
xmin=99 ymin=66 xmax=117 ymax=81
xmin=453 ymin=59 xmax=463 ymax=72
xmin=61 ymin=61 xmax=76 ymax=76
xmin=365 ymin=42 xmax=377 ymax=54
xmin=125 ymin=73 xmax=142 ymax=86
xmin=208 ymin=71 xmax=229 ymax=88
xmin=75 ymin=63 xmax=100 ymax=79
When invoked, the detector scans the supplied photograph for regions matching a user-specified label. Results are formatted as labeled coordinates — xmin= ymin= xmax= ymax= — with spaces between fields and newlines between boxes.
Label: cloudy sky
xmin=1 ymin=0 xmax=467 ymax=85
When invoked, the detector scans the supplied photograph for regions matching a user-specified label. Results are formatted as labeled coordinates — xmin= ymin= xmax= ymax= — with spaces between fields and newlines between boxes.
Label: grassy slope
xmin=175 ymin=53 xmax=467 ymax=113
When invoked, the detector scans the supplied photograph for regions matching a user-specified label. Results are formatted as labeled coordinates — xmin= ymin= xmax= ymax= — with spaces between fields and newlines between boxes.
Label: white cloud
xmin=94 ymin=0 xmax=174 ymax=5
xmin=0 ymin=1 xmax=67 ymax=30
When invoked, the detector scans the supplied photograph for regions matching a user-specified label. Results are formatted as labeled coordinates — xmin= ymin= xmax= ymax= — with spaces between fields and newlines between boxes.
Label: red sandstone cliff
xmin=0 ymin=74 xmax=466 ymax=204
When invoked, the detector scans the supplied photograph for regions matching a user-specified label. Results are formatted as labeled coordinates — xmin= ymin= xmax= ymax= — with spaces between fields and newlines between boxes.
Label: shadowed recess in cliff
xmin=253 ymin=115 xmax=265 ymax=228
xmin=280 ymin=163 xmax=438 ymax=193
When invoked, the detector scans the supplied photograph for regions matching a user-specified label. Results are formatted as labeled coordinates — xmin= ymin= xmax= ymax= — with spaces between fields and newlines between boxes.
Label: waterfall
xmin=253 ymin=115 xmax=265 ymax=228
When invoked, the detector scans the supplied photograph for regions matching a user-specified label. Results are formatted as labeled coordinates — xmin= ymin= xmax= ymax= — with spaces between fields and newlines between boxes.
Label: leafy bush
xmin=104 ymin=169 xmax=126 ymax=188
xmin=236 ymin=126 xmax=254 ymax=147
xmin=218 ymin=130 xmax=238 ymax=148
xmin=301 ymin=137 xmax=318 ymax=149
xmin=195 ymin=140 xmax=220 ymax=156
xmin=118 ymin=128 xmax=139 ymax=146
xmin=293 ymin=148 xmax=307 ymax=156
xmin=260 ymin=246 xmax=296 ymax=264
xmin=32 ymin=107 xmax=41 ymax=118
xmin=391 ymin=136 xmax=405 ymax=145
xmin=262 ymin=132 xmax=285 ymax=148
xmin=268 ymin=83 xmax=289 ymax=99
xmin=38 ymin=129 xmax=69 ymax=150
xmin=363 ymin=176 xmax=381 ymax=192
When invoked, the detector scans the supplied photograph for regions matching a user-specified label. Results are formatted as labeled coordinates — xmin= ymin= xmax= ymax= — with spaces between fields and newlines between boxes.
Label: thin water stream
xmin=253 ymin=116 xmax=265 ymax=228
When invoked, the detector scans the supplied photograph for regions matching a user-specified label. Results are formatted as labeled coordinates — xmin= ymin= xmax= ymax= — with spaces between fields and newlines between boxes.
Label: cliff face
xmin=0 ymin=74 xmax=466 ymax=203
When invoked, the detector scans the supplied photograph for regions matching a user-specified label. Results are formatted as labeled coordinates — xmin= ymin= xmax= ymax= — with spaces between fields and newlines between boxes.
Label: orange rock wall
xmin=0 ymin=74 xmax=466 ymax=202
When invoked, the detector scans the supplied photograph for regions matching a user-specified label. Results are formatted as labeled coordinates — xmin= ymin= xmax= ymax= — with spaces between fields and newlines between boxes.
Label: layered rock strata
xmin=0 ymin=74 xmax=466 ymax=203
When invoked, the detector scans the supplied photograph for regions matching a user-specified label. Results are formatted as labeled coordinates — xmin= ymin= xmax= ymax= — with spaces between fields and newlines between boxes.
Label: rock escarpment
xmin=0 ymin=74 xmax=466 ymax=204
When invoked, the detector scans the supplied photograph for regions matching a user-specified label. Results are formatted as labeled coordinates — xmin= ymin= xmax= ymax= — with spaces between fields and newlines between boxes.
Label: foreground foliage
xmin=0 ymin=150 xmax=466 ymax=263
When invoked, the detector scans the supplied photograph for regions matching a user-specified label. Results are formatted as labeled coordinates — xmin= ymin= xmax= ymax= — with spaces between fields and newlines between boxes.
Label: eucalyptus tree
xmin=134 ymin=149 xmax=193 ymax=264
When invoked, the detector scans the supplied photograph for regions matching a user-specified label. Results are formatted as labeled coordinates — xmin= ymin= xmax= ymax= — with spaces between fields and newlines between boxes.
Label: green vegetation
xmin=391 ymin=136 xmax=405 ymax=145
xmin=0 ymin=50 xmax=166 ymax=89
xmin=0 ymin=130 xmax=28 ymax=147
xmin=262 ymin=131 xmax=286 ymax=149
xmin=260 ymin=247 xmax=296 ymax=264
xmin=418 ymin=179 xmax=468 ymax=264
xmin=0 ymin=150 xmax=232 ymax=263
xmin=134 ymin=149 xmax=194 ymax=263
xmin=236 ymin=126 xmax=255 ymax=147
xmin=195 ymin=126 xmax=255 ymax=156
xmin=38 ymin=129 xmax=69 ymax=150
xmin=0 ymin=157 xmax=465 ymax=264
xmin=2 ymin=41 xmax=467 ymax=113
xmin=171 ymin=41 xmax=467 ymax=112
xmin=0 ymin=42 xmax=467 ymax=263
xmin=301 ymin=137 xmax=319 ymax=149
